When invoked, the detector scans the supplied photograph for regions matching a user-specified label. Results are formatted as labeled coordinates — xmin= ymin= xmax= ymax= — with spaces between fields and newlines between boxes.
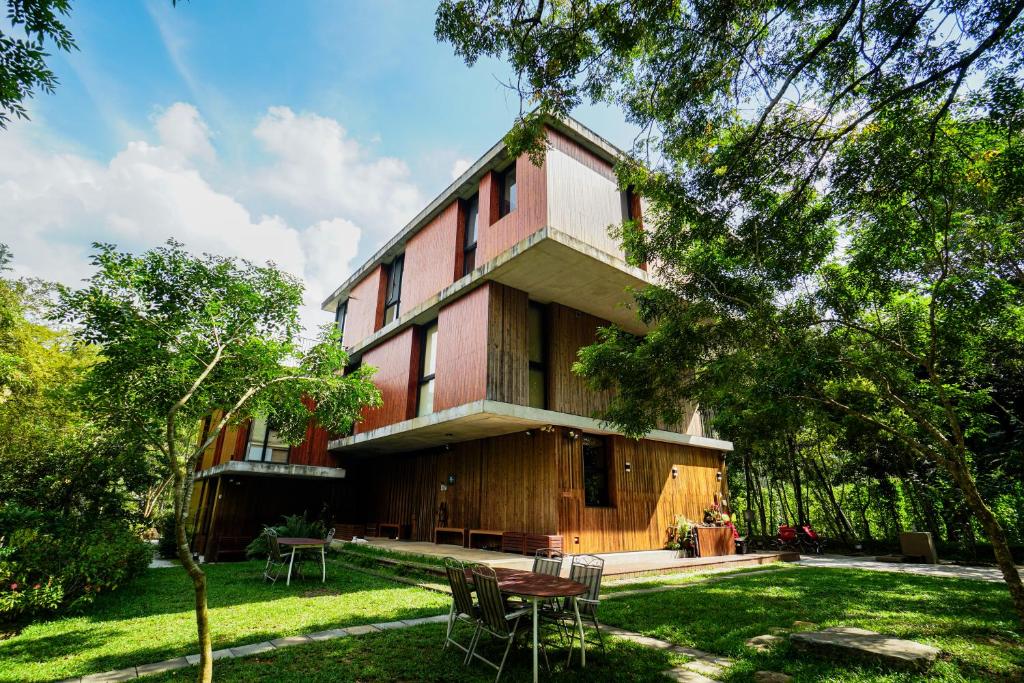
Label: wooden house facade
xmin=189 ymin=117 xmax=733 ymax=560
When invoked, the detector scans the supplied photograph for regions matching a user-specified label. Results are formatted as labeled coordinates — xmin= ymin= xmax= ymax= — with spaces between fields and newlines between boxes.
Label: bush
xmin=245 ymin=512 xmax=326 ymax=559
xmin=0 ymin=505 xmax=152 ymax=621
xmin=156 ymin=513 xmax=186 ymax=560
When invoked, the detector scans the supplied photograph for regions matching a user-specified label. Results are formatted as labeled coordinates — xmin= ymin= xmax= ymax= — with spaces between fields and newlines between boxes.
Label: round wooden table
xmin=468 ymin=567 xmax=588 ymax=682
xmin=276 ymin=537 xmax=330 ymax=586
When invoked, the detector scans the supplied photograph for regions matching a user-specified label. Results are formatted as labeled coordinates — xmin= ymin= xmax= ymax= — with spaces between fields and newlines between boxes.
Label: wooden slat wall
xmin=547 ymin=127 xmax=617 ymax=181
xmin=402 ymin=200 xmax=462 ymax=311
xmin=435 ymin=285 xmax=490 ymax=411
xmin=477 ymin=153 xmax=548 ymax=263
xmin=343 ymin=265 xmax=386 ymax=347
xmin=558 ymin=436 xmax=724 ymax=554
xmin=356 ymin=327 xmax=420 ymax=433
xmin=547 ymin=303 xmax=613 ymax=418
xmin=486 ymin=283 xmax=529 ymax=404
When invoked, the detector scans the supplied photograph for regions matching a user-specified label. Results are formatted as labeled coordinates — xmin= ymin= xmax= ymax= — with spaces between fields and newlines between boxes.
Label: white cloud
xmin=251 ymin=107 xmax=423 ymax=242
xmin=0 ymin=103 xmax=413 ymax=334
xmin=450 ymin=158 xmax=471 ymax=180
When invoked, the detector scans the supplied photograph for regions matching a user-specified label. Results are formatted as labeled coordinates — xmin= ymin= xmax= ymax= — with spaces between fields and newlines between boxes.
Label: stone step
xmin=789 ymin=627 xmax=939 ymax=671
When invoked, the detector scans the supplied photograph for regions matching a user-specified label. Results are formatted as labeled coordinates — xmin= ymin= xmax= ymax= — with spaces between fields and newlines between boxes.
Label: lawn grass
xmin=601 ymin=563 xmax=793 ymax=594
xmin=337 ymin=541 xmax=447 ymax=568
xmin=600 ymin=566 xmax=1024 ymax=681
xmin=0 ymin=558 xmax=448 ymax=683
xmin=144 ymin=621 xmax=688 ymax=683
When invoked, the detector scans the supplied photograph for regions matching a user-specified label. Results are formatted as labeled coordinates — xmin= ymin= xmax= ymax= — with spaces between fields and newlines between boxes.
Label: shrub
xmin=245 ymin=512 xmax=326 ymax=559
xmin=156 ymin=512 xmax=187 ymax=560
xmin=0 ymin=505 xmax=152 ymax=621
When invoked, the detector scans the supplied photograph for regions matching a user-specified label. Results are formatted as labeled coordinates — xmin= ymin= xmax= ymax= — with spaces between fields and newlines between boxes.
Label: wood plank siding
xmin=402 ymin=200 xmax=463 ymax=311
xmin=356 ymin=327 xmax=420 ymax=432
xmin=547 ymin=303 xmax=613 ymax=418
xmin=486 ymin=283 xmax=529 ymax=404
xmin=343 ymin=265 xmax=386 ymax=347
xmin=477 ymin=154 xmax=548 ymax=263
xmin=434 ymin=285 xmax=490 ymax=411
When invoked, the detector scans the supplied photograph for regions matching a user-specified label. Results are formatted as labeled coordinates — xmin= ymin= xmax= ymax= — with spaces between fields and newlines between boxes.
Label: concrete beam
xmin=195 ymin=460 xmax=346 ymax=481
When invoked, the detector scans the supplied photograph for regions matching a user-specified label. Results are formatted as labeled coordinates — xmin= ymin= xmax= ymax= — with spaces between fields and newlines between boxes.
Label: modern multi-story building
xmin=189 ymin=116 xmax=733 ymax=561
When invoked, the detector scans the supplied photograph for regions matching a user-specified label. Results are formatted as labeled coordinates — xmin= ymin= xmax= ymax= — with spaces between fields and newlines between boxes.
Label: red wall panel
xmin=356 ymin=327 xmax=419 ymax=433
xmin=477 ymin=152 xmax=548 ymax=263
xmin=402 ymin=200 xmax=462 ymax=311
xmin=344 ymin=266 xmax=386 ymax=347
xmin=434 ymin=284 xmax=490 ymax=411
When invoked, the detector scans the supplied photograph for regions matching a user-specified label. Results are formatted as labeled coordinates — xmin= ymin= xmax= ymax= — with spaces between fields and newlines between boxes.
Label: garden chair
xmin=532 ymin=548 xmax=563 ymax=577
xmin=442 ymin=557 xmax=478 ymax=661
xmin=541 ymin=553 xmax=605 ymax=664
xmin=263 ymin=528 xmax=296 ymax=584
xmin=466 ymin=563 xmax=534 ymax=682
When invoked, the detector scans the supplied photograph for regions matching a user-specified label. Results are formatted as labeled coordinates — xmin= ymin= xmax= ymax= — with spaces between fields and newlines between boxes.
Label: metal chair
xmin=532 ymin=548 xmax=564 ymax=577
xmin=442 ymin=557 xmax=478 ymax=661
xmin=541 ymin=554 xmax=605 ymax=664
xmin=325 ymin=527 xmax=336 ymax=545
xmin=263 ymin=528 xmax=293 ymax=583
xmin=466 ymin=563 xmax=532 ymax=682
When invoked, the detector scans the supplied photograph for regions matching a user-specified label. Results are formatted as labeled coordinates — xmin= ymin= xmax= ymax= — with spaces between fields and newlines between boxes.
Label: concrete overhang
xmin=345 ymin=227 xmax=651 ymax=361
xmin=195 ymin=461 xmax=346 ymax=481
xmin=328 ymin=400 xmax=734 ymax=455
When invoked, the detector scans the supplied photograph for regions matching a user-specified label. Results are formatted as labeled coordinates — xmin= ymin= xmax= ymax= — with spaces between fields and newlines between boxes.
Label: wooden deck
xmin=361 ymin=538 xmax=798 ymax=579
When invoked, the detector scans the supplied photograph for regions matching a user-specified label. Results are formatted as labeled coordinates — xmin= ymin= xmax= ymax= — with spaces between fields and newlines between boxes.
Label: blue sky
xmin=1 ymin=0 xmax=638 ymax=331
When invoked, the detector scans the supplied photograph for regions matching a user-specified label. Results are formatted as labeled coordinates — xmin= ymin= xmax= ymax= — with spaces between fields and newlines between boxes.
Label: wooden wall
xmin=477 ymin=153 xmax=548 ymax=263
xmin=547 ymin=303 xmax=613 ymax=418
xmin=434 ymin=285 xmax=489 ymax=411
xmin=486 ymin=283 xmax=529 ymax=404
xmin=344 ymin=265 xmax=386 ymax=347
xmin=356 ymin=327 xmax=420 ymax=433
xmin=402 ymin=200 xmax=463 ymax=311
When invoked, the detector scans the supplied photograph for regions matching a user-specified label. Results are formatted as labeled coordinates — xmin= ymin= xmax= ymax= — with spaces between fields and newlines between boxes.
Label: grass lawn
xmin=145 ymin=621 xmax=689 ymax=683
xmin=601 ymin=564 xmax=791 ymax=594
xmin=600 ymin=566 xmax=1024 ymax=681
xmin=0 ymin=558 xmax=448 ymax=683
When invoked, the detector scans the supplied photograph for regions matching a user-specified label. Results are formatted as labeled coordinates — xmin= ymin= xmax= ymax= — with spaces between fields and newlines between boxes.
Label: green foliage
xmin=156 ymin=512 xmax=185 ymax=560
xmin=244 ymin=513 xmax=327 ymax=559
xmin=0 ymin=0 xmax=76 ymax=126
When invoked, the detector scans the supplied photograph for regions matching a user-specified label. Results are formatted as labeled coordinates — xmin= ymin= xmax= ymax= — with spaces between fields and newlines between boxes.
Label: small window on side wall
xmin=527 ymin=302 xmax=546 ymax=409
xmin=498 ymin=164 xmax=517 ymax=217
xmin=582 ymin=435 xmax=612 ymax=507
xmin=245 ymin=416 xmax=290 ymax=464
xmin=417 ymin=321 xmax=438 ymax=417
xmin=383 ymin=255 xmax=404 ymax=325
xmin=334 ymin=300 xmax=348 ymax=340
xmin=462 ymin=194 xmax=479 ymax=276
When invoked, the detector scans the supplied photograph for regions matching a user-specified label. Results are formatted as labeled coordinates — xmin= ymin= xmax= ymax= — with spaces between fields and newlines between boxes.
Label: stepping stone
xmin=792 ymin=620 xmax=818 ymax=629
xmin=229 ymin=641 xmax=275 ymax=657
xmin=270 ymin=635 xmax=312 ymax=647
xmin=306 ymin=628 xmax=349 ymax=641
xmin=754 ymin=672 xmax=792 ymax=683
xmin=790 ymin=627 xmax=939 ymax=672
xmin=82 ymin=668 xmax=137 ymax=682
xmin=345 ymin=624 xmax=381 ymax=636
xmin=136 ymin=657 xmax=189 ymax=676
xmin=746 ymin=634 xmax=784 ymax=652
xmin=663 ymin=668 xmax=718 ymax=682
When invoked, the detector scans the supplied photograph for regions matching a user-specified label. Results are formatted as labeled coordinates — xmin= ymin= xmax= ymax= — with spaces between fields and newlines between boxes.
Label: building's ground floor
xmin=189 ymin=425 xmax=728 ymax=561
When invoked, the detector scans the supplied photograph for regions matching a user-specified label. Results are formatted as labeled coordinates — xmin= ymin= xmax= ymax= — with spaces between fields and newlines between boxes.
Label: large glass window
xmin=582 ymin=435 xmax=611 ymax=507
xmin=498 ymin=164 xmax=517 ymax=217
xmin=417 ymin=321 xmax=438 ymax=417
xmin=462 ymin=195 xmax=479 ymax=276
xmin=383 ymin=255 xmax=404 ymax=325
xmin=246 ymin=417 xmax=289 ymax=464
xmin=527 ymin=302 xmax=546 ymax=409
xmin=334 ymin=300 xmax=347 ymax=339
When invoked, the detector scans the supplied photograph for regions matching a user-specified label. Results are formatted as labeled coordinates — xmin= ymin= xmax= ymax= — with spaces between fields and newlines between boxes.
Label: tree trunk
xmin=786 ymin=434 xmax=806 ymax=526
xmin=808 ymin=450 xmax=855 ymax=543
xmin=944 ymin=455 xmax=1024 ymax=626
xmin=172 ymin=463 xmax=213 ymax=683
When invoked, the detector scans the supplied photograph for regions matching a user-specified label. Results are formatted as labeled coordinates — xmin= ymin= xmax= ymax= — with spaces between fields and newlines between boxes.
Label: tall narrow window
xmin=498 ymin=164 xmax=517 ymax=216
xmin=621 ymin=186 xmax=637 ymax=222
xmin=417 ymin=321 xmax=438 ymax=417
xmin=527 ymin=302 xmax=546 ymax=409
xmin=383 ymin=255 xmax=404 ymax=325
xmin=462 ymin=194 xmax=479 ymax=276
xmin=245 ymin=417 xmax=289 ymax=464
xmin=334 ymin=299 xmax=348 ymax=340
xmin=582 ymin=435 xmax=612 ymax=507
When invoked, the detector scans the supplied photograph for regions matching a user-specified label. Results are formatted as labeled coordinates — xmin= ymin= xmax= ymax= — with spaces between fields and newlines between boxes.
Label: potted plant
xmin=673 ymin=516 xmax=697 ymax=558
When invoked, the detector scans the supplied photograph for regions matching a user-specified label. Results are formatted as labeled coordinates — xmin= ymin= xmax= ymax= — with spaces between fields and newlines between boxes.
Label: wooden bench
xmin=468 ymin=529 xmax=504 ymax=551
xmin=378 ymin=523 xmax=400 ymax=539
xmin=501 ymin=531 xmax=525 ymax=554
xmin=524 ymin=533 xmax=563 ymax=555
xmin=331 ymin=523 xmax=366 ymax=541
xmin=434 ymin=527 xmax=466 ymax=547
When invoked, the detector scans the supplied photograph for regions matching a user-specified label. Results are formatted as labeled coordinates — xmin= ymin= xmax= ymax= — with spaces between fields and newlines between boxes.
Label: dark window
xmin=335 ymin=300 xmax=348 ymax=340
xmin=622 ymin=186 xmax=636 ymax=221
xmin=245 ymin=417 xmax=289 ymax=464
xmin=498 ymin=164 xmax=517 ymax=217
xmin=527 ymin=302 xmax=546 ymax=409
xmin=583 ymin=435 xmax=611 ymax=507
xmin=462 ymin=194 xmax=479 ymax=276
xmin=417 ymin=321 xmax=438 ymax=416
xmin=383 ymin=255 xmax=404 ymax=325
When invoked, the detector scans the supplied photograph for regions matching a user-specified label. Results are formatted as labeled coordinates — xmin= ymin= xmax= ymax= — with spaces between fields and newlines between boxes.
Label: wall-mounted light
xmin=525 ymin=430 xmax=533 ymax=436
xmin=671 ymin=467 xmax=678 ymax=479
xmin=625 ymin=462 xmax=632 ymax=473
xmin=566 ymin=430 xmax=579 ymax=440
xmin=447 ymin=474 xmax=457 ymax=486
xmin=573 ymin=536 xmax=580 ymax=545
xmin=716 ymin=471 xmax=722 ymax=482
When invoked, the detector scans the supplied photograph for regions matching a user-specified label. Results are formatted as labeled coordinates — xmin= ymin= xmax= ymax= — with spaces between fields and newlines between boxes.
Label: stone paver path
xmin=602 ymin=624 xmax=735 ymax=681
xmin=796 ymin=554 xmax=1018 ymax=582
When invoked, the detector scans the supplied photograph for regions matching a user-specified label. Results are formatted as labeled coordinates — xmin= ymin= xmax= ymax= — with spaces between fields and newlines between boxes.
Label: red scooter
xmin=775 ymin=523 xmax=825 ymax=554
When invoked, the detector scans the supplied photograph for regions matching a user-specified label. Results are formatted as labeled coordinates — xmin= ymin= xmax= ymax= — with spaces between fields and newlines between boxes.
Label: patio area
xmin=359 ymin=537 xmax=799 ymax=579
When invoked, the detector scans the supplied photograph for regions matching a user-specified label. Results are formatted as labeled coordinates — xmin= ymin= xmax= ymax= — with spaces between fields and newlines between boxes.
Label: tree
xmin=436 ymin=0 xmax=1024 ymax=623
xmin=58 ymin=241 xmax=381 ymax=682
xmin=1 ymin=0 xmax=75 ymax=126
